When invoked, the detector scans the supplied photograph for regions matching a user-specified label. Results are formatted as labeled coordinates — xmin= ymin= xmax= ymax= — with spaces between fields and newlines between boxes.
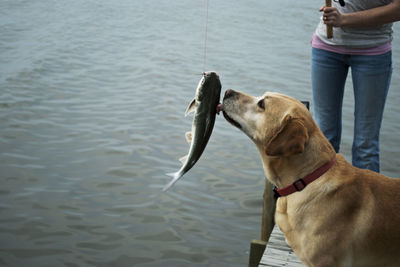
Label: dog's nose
xmin=223 ymin=89 xmax=236 ymax=100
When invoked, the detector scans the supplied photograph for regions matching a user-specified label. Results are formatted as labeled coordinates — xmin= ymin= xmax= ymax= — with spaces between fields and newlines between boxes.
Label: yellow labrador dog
xmin=221 ymin=89 xmax=400 ymax=267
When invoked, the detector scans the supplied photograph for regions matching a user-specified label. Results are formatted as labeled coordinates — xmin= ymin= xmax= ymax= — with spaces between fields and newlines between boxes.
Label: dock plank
xmin=259 ymin=226 xmax=304 ymax=267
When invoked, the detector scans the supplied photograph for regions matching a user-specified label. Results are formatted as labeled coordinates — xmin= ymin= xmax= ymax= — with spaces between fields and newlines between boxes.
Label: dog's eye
xmin=257 ymin=99 xmax=265 ymax=110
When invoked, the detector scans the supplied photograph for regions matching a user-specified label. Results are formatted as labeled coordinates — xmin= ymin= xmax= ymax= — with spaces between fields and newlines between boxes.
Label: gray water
xmin=1 ymin=0 xmax=399 ymax=266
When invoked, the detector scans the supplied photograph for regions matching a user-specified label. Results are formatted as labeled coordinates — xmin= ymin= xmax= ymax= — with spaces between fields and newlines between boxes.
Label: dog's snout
xmin=223 ymin=89 xmax=236 ymax=100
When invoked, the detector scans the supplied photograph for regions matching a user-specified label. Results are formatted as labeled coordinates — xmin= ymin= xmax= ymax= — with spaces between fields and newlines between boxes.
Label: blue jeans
xmin=311 ymin=48 xmax=392 ymax=172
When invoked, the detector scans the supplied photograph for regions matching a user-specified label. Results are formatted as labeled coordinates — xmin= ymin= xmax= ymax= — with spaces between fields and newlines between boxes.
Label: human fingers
xmin=319 ymin=6 xmax=336 ymax=13
xmin=322 ymin=9 xmax=342 ymax=27
xmin=322 ymin=7 xmax=338 ymax=15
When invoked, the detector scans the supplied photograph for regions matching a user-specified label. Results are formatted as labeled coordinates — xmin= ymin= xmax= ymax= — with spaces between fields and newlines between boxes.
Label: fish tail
xmin=162 ymin=172 xmax=183 ymax=192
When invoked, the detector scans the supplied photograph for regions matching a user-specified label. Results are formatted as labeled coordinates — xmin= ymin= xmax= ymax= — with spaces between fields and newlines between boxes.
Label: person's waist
xmin=311 ymin=33 xmax=392 ymax=55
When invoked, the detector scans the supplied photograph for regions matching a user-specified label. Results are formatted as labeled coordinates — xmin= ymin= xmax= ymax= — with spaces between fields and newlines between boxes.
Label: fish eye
xmin=257 ymin=99 xmax=265 ymax=110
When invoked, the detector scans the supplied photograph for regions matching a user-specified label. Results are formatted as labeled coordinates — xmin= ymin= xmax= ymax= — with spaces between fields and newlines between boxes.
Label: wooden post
xmin=261 ymin=179 xmax=276 ymax=241
xmin=248 ymin=179 xmax=276 ymax=266
xmin=249 ymin=240 xmax=267 ymax=267
xmin=325 ymin=0 xmax=333 ymax=38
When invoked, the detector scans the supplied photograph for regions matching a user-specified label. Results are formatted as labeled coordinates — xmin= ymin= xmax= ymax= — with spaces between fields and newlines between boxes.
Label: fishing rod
xmin=325 ymin=0 xmax=345 ymax=39
xmin=325 ymin=0 xmax=333 ymax=38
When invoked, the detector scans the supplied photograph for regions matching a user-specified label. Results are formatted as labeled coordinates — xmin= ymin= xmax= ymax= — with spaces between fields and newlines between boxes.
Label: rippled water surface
xmin=1 ymin=0 xmax=399 ymax=266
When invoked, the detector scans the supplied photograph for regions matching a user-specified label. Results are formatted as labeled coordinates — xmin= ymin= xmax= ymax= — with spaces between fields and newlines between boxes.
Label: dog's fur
xmin=222 ymin=89 xmax=400 ymax=267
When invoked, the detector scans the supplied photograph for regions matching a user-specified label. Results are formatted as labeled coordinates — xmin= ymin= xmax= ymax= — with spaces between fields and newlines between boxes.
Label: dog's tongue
xmin=216 ymin=103 xmax=223 ymax=115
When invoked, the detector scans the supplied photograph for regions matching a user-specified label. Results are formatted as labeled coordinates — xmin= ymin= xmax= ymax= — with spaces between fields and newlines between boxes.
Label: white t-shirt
xmin=316 ymin=0 xmax=393 ymax=48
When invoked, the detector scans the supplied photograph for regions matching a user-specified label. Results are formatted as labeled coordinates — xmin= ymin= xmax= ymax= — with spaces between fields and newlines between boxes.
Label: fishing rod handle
xmin=325 ymin=0 xmax=333 ymax=39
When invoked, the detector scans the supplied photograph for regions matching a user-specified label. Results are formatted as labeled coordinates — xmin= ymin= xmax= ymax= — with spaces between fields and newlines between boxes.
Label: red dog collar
xmin=273 ymin=157 xmax=336 ymax=198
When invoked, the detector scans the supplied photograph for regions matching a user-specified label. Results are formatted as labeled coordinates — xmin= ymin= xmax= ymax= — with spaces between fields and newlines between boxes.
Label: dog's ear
xmin=265 ymin=115 xmax=309 ymax=157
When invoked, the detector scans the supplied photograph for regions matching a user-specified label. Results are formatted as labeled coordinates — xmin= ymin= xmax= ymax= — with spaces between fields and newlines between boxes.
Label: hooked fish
xmin=163 ymin=71 xmax=221 ymax=191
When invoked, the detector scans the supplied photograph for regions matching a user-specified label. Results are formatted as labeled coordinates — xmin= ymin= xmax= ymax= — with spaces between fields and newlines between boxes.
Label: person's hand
xmin=320 ymin=6 xmax=344 ymax=27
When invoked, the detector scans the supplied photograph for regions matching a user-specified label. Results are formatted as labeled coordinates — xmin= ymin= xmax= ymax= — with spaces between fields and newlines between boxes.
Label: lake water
xmin=1 ymin=0 xmax=399 ymax=266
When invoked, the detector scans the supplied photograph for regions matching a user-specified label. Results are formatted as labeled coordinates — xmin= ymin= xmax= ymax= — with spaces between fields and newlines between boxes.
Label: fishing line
xmin=202 ymin=0 xmax=210 ymax=72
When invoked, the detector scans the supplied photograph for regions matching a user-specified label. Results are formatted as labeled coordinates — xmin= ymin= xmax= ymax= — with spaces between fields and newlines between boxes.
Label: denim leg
xmin=350 ymin=51 xmax=392 ymax=172
xmin=311 ymin=48 xmax=349 ymax=152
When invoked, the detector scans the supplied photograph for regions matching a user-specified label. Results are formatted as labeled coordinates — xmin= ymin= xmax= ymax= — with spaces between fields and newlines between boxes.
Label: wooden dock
xmin=258 ymin=226 xmax=304 ymax=267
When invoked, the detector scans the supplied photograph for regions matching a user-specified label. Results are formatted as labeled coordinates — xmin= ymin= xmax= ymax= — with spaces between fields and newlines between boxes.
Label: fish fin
xmin=163 ymin=172 xmax=182 ymax=191
xmin=185 ymin=131 xmax=192 ymax=143
xmin=179 ymin=154 xmax=188 ymax=164
xmin=184 ymin=98 xmax=196 ymax=117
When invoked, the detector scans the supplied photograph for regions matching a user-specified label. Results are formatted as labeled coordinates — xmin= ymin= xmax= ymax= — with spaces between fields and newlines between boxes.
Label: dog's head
xmin=222 ymin=89 xmax=314 ymax=157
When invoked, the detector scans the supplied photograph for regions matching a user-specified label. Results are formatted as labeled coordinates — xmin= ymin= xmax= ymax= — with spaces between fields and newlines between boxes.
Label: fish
xmin=163 ymin=71 xmax=222 ymax=191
